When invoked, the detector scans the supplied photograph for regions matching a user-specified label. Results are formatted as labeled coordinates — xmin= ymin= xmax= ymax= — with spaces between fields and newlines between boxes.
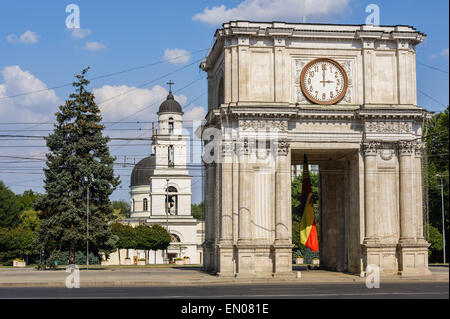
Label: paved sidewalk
xmin=0 ymin=265 xmax=447 ymax=287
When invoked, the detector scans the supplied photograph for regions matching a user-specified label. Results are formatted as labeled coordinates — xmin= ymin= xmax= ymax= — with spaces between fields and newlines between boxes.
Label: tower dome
xmin=130 ymin=156 xmax=154 ymax=187
xmin=158 ymin=92 xmax=183 ymax=114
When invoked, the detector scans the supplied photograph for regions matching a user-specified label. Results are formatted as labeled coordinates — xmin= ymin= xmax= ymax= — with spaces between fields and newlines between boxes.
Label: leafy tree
xmin=18 ymin=210 xmax=41 ymax=231
xmin=150 ymin=224 xmax=171 ymax=251
xmin=10 ymin=228 xmax=35 ymax=262
xmin=191 ymin=202 xmax=204 ymax=220
xmin=16 ymin=190 xmax=42 ymax=212
xmin=134 ymin=224 xmax=171 ymax=263
xmin=111 ymin=200 xmax=131 ymax=220
xmin=134 ymin=225 xmax=154 ymax=264
xmin=0 ymin=181 xmax=21 ymax=229
xmin=0 ymin=228 xmax=13 ymax=252
xmin=427 ymin=224 xmax=443 ymax=262
xmin=35 ymin=68 xmax=120 ymax=264
xmin=110 ymin=222 xmax=135 ymax=263
xmin=425 ymin=106 xmax=449 ymax=262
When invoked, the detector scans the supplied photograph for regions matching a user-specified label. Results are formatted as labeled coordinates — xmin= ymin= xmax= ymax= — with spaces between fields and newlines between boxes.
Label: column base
xmin=272 ymin=243 xmax=294 ymax=277
xmin=397 ymin=241 xmax=431 ymax=276
xmin=361 ymin=243 xmax=398 ymax=275
xmin=216 ymin=242 xmax=234 ymax=277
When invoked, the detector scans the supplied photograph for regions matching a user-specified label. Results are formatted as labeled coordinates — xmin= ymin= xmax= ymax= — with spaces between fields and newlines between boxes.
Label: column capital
xmin=398 ymin=140 xmax=415 ymax=156
xmin=414 ymin=141 xmax=426 ymax=157
xmin=236 ymin=139 xmax=249 ymax=156
xmin=222 ymin=140 xmax=234 ymax=157
xmin=276 ymin=139 xmax=290 ymax=156
xmin=362 ymin=141 xmax=380 ymax=156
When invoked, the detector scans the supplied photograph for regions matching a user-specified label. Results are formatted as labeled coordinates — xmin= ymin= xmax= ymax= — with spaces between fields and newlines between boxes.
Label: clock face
xmin=300 ymin=58 xmax=348 ymax=105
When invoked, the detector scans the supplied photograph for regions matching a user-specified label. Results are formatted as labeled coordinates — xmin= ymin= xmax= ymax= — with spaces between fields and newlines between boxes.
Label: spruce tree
xmin=36 ymin=68 xmax=120 ymax=264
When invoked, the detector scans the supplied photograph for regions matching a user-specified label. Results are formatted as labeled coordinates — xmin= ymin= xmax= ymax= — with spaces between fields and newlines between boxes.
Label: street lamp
xmin=436 ymin=174 xmax=446 ymax=264
xmin=84 ymin=177 xmax=92 ymax=270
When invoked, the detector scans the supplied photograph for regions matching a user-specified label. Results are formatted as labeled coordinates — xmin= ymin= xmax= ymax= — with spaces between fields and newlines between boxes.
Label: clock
xmin=300 ymin=58 xmax=348 ymax=105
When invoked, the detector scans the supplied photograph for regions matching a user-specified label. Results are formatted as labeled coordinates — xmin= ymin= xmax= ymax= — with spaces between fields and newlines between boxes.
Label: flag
xmin=299 ymin=154 xmax=319 ymax=252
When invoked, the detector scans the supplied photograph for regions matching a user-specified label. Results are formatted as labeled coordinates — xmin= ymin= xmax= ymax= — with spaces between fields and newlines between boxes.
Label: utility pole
xmin=166 ymin=178 xmax=169 ymax=264
xmin=437 ymin=174 xmax=446 ymax=263
xmin=85 ymin=177 xmax=92 ymax=270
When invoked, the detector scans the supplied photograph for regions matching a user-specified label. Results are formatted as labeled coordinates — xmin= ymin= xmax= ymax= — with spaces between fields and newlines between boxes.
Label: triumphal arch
xmin=200 ymin=21 xmax=431 ymax=277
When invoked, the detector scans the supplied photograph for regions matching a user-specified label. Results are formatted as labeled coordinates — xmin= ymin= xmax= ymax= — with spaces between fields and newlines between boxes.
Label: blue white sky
xmin=0 ymin=0 xmax=448 ymax=204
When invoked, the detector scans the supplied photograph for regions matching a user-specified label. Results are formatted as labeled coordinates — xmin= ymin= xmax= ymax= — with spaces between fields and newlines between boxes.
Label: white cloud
xmin=193 ymin=0 xmax=350 ymax=26
xmin=429 ymin=48 xmax=449 ymax=60
xmin=71 ymin=28 xmax=92 ymax=39
xmin=84 ymin=41 xmax=106 ymax=51
xmin=6 ymin=30 xmax=39 ymax=44
xmin=163 ymin=48 xmax=192 ymax=65
xmin=0 ymin=65 xmax=62 ymax=122
xmin=93 ymin=84 xmax=187 ymax=122
xmin=183 ymin=105 xmax=207 ymax=122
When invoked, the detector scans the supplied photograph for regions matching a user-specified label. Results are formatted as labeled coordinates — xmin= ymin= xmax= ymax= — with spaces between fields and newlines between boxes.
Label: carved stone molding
xmin=222 ymin=141 xmax=234 ymax=156
xmin=398 ymin=140 xmax=415 ymax=155
xmin=277 ymin=140 xmax=290 ymax=156
xmin=362 ymin=141 xmax=381 ymax=156
xmin=236 ymin=139 xmax=250 ymax=156
xmin=414 ymin=141 xmax=426 ymax=156
xmin=365 ymin=121 xmax=413 ymax=134
xmin=239 ymin=119 xmax=288 ymax=131
xmin=379 ymin=149 xmax=395 ymax=161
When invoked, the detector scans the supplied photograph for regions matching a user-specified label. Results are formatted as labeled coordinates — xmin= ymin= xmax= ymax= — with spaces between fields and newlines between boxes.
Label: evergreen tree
xmin=0 ymin=181 xmax=21 ymax=229
xmin=35 ymin=68 xmax=120 ymax=264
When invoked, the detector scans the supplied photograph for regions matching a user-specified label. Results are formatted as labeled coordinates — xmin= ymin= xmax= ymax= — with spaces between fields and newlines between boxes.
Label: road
xmin=1 ymin=282 xmax=448 ymax=299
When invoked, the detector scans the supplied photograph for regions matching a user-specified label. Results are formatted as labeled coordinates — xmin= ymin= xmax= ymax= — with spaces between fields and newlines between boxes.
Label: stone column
xmin=397 ymin=141 xmax=431 ymax=276
xmin=273 ymin=140 xmax=294 ymax=277
xmin=238 ymin=141 xmax=251 ymax=244
xmin=361 ymin=141 xmax=384 ymax=273
xmin=414 ymin=142 xmax=426 ymax=242
xmin=235 ymin=139 xmax=255 ymax=277
xmin=398 ymin=141 xmax=416 ymax=242
xmin=362 ymin=141 xmax=380 ymax=244
xmin=202 ymin=162 xmax=216 ymax=273
xmin=217 ymin=141 xmax=234 ymax=276
xmin=274 ymin=140 xmax=290 ymax=243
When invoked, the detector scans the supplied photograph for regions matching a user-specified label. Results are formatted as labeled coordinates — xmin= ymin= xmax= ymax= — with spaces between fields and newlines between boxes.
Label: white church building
xmin=107 ymin=87 xmax=203 ymax=265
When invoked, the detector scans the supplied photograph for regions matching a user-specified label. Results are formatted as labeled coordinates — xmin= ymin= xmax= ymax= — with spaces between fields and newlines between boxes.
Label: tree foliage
xmin=35 ymin=68 xmax=120 ymax=264
xmin=0 ymin=181 xmax=21 ymax=229
xmin=111 ymin=200 xmax=131 ymax=220
xmin=191 ymin=202 xmax=204 ymax=220
xmin=425 ymin=106 xmax=449 ymax=262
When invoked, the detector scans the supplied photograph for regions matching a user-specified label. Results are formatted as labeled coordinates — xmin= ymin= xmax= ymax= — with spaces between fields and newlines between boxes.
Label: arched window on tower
xmin=170 ymin=233 xmax=181 ymax=242
xmin=165 ymin=186 xmax=178 ymax=215
xmin=168 ymin=145 xmax=174 ymax=168
xmin=132 ymin=199 xmax=135 ymax=212
xmin=143 ymin=198 xmax=148 ymax=211
xmin=168 ymin=117 xmax=174 ymax=135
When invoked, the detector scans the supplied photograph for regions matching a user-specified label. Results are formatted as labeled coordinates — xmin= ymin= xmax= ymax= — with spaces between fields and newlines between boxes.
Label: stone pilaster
xmin=273 ymin=140 xmax=294 ymax=277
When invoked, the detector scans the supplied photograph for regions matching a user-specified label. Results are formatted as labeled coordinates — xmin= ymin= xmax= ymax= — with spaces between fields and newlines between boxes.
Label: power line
xmin=0 ymin=48 xmax=209 ymax=101
xmin=417 ymin=60 xmax=449 ymax=74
